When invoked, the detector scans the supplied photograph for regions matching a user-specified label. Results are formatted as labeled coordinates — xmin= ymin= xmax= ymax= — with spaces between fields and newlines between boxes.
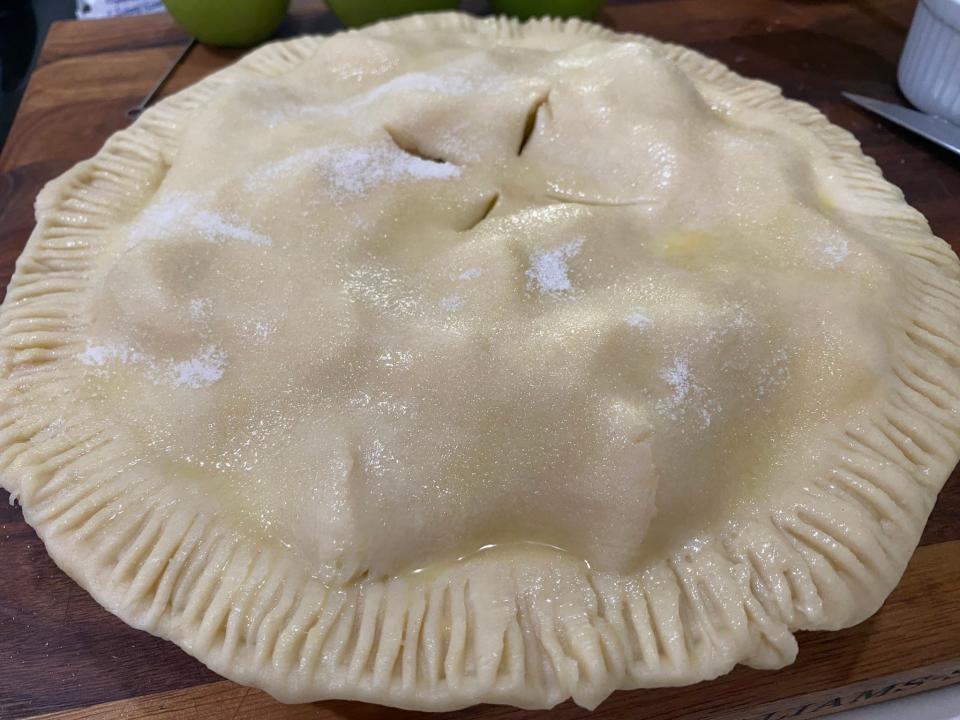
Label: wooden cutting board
xmin=1 ymin=1 xmax=958 ymax=719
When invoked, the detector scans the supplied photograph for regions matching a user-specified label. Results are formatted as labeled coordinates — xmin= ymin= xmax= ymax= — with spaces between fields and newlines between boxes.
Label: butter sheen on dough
xmin=87 ymin=32 xmax=888 ymax=579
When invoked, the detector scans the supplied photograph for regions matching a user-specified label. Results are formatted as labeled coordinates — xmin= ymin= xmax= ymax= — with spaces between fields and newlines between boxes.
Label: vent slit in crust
xmin=518 ymin=92 xmax=550 ymax=155
xmin=461 ymin=192 xmax=500 ymax=231
xmin=385 ymin=125 xmax=448 ymax=164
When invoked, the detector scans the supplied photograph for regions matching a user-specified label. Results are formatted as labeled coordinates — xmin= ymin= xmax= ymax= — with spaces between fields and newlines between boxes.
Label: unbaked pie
xmin=2 ymin=13 xmax=958 ymax=711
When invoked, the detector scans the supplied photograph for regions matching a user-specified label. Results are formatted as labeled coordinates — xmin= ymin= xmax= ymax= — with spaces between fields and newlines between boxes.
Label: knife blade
xmin=843 ymin=92 xmax=960 ymax=157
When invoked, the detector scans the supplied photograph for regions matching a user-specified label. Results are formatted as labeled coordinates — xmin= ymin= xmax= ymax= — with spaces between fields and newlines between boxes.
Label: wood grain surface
xmin=1 ymin=1 xmax=958 ymax=719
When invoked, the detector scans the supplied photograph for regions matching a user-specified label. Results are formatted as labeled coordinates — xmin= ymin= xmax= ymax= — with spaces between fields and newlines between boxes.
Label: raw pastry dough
xmin=1 ymin=13 xmax=958 ymax=711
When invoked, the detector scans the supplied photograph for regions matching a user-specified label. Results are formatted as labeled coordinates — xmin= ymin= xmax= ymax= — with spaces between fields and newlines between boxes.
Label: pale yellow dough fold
xmin=1 ymin=13 xmax=959 ymax=711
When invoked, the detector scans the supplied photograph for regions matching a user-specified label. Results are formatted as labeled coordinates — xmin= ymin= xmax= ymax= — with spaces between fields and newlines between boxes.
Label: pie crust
xmin=1 ymin=13 xmax=959 ymax=711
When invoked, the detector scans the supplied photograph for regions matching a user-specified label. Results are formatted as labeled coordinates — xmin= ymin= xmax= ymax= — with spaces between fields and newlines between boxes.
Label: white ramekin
xmin=898 ymin=0 xmax=960 ymax=123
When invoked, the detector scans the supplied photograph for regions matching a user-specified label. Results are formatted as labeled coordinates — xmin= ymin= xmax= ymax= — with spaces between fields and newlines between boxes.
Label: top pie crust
xmin=1 ymin=12 xmax=959 ymax=712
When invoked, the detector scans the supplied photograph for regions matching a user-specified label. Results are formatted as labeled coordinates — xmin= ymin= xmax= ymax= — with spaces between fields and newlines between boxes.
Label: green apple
xmin=325 ymin=0 xmax=460 ymax=28
xmin=491 ymin=0 xmax=605 ymax=20
xmin=162 ymin=0 xmax=290 ymax=47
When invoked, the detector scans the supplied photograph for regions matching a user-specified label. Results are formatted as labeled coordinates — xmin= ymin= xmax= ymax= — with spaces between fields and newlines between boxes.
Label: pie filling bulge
xmin=80 ymin=38 xmax=892 ymax=580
